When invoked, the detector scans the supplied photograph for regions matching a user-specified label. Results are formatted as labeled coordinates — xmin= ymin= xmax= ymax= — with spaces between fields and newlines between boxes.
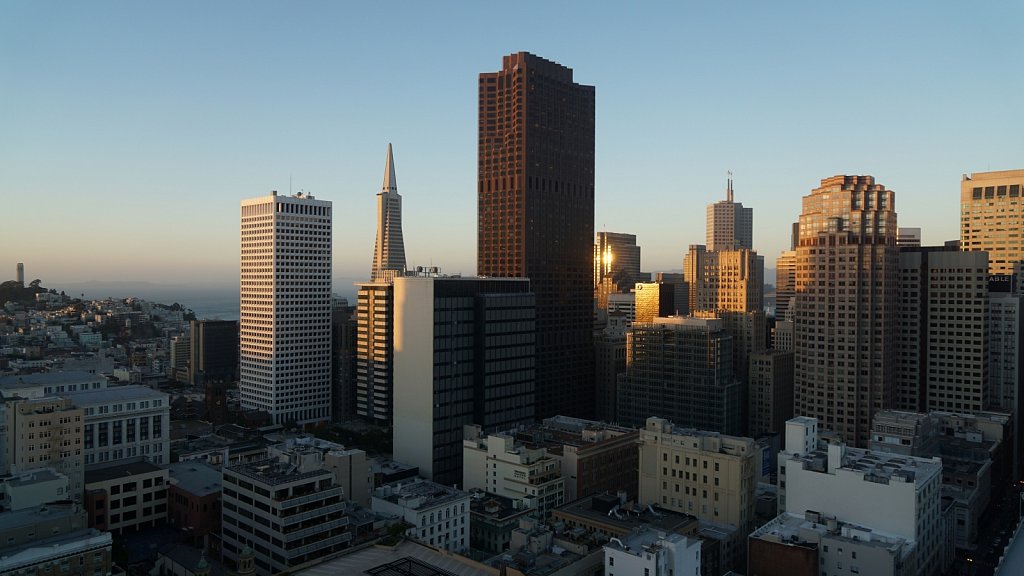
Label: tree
xmin=29 ymin=279 xmax=41 ymax=288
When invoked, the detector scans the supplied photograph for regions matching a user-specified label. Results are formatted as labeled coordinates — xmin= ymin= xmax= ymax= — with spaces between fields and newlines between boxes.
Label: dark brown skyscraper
xmin=478 ymin=52 xmax=595 ymax=419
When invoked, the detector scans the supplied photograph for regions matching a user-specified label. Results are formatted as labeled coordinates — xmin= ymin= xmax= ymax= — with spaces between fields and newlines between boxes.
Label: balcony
xmin=283 ymin=517 xmax=349 ymax=541
xmin=281 ymin=502 xmax=347 ymax=526
xmin=278 ymin=486 xmax=344 ymax=509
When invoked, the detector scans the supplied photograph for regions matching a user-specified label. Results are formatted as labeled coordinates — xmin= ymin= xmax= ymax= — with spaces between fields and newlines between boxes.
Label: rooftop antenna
xmin=727 ymin=171 xmax=734 ymax=203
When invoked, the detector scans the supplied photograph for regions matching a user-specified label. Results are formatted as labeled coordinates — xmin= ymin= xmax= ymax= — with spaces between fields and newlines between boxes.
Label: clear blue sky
xmin=2 ymin=1 xmax=1021 ymax=295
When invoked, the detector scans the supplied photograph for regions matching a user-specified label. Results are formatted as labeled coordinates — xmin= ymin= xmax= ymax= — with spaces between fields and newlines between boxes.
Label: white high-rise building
xmin=240 ymin=191 xmax=332 ymax=426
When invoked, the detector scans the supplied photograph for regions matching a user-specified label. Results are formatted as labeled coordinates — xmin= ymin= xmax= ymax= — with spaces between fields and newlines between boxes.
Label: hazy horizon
xmin=3 ymin=2 xmax=1020 ymax=287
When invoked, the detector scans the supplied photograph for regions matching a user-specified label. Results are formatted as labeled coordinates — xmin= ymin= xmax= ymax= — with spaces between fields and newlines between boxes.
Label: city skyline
xmin=2 ymin=2 xmax=1022 ymax=291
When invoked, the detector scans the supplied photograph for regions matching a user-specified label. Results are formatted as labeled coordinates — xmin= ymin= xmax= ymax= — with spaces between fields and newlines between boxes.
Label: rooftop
xmin=64 ymin=384 xmax=167 ymax=405
xmin=787 ymin=442 xmax=942 ymax=488
xmin=0 ymin=371 xmax=105 ymax=389
xmin=553 ymin=494 xmax=699 ymax=536
xmin=0 ymin=529 xmax=111 ymax=573
xmin=751 ymin=512 xmax=909 ymax=553
xmin=294 ymin=539 xmax=493 ymax=576
xmin=225 ymin=458 xmax=331 ymax=487
xmin=85 ymin=459 xmax=165 ymax=485
xmin=0 ymin=468 xmax=64 ymax=488
xmin=469 ymin=491 xmax=532 ymax=522
xmin=166 ymin=462 xmax=222 ymax=498
xmin=375 ymin=479 xmax=468 ymax=511
xmin=604 ymin=528 xmax=694 ymax=558
xmin=159 ymin=544 xmax=226 ymax=576
xmin=0 ymin=502 xmax=79 ymax=531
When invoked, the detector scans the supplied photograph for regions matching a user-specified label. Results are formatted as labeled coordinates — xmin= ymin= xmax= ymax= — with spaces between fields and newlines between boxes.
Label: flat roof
xmin=0 ymin=371 xmax=105 ymax=388
xmin=376 ymin=480 xmax=468 ymax=511
xmin=0 ymin=468 xmax=64 ymax=487
xmin=85 ymin=459 xmax=164 ymax=484
xmin=294 ymin=540 xmax=494 ymax=576
xmin=0 ymin=503 xmax=78 ymax=531
xmin=64 ymin=384 xmax=166 ymax=405
xmin=787 ymin=443 xmax=942 ymax=487
xmin=166 ymin=462 xmax=222 ymax=498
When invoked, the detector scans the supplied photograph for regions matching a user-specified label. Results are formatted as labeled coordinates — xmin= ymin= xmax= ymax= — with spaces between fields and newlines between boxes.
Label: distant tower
xmin=594 ymin=232 xmax=641 ymax=310
xmin=706 ymin=175 xmax=753 ymax=251
xmin=240 ymin=191 xmax=333 ymax=426
xmin=16 ymin=263 xmax=24 ymax=286
xmin=370 ymin=143 xmax=406 ymax=282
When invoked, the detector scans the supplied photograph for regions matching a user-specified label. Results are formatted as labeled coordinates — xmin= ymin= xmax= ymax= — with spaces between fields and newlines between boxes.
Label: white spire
xmin=382 ymin=142 xmax=397 ymax=194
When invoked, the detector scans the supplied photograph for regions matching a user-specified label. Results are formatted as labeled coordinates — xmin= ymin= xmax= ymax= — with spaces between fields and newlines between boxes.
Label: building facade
xmin=240 ymin=191 xmax=332 ymax=426
xmin=594 ymin=232 xmax=642 ymax=310
xmin=221 ymin=454 xmax=352 ymax=575
xmin=794 ymin=175 xmax=899 ymax=447
xmin=392 ymin=276 xmax=536 ymax=486
xmin=478 ymin=52 xmax=595 ymax=420
xmin=354 ymin=281 xmax=394 ymax=425
xmin=189 ymin=319 xmax=238 ymax=386
xmin=748 ymin=350 xmax=795 ymax=438
xmin=462 ymin=428 xmax=565 ymax=520
xmin=775 ymin=250 xmax=796 ymax=322
xmin=638 ymin=417 xmax=757 ymax=533
xmin=1 ymin=396 xmax=84 ymax=500
xmin=896 ymin=248 xmax=989 ymax=413
xmin=778 ymin=417 xmax=947 ymax=576
xmin=84 ymin=459 xmax=168 ymax=534
xmin=960 ymin=169 xmax=1024 ymax=275
xmin=68 ymin=385 xmax=170 ymax=467
xmin=372 ymin=479 xmax=470 ymax=553
xmin=618 ymin=317 xmax=742 ymax=435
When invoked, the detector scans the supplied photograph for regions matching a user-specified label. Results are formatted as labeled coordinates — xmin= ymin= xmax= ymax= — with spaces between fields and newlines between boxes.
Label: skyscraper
xmin=371 ymin=143 xmax=406 ymax=282
xmin=896 ymin=247 xmax=989 ymax=413
xmin=774 ymin=250 xmax=796 ymax=322
xmin=392 ymin=275 xmax=535 ymax=485
xmin=594 ymin=231 xmax=641 ymax=310
xmin=705 ymin=176 xmax=753 ymax=252
xmin=478 ymin=52 xmax=595 ymax=419
xmin=794 ymin=175 xmax=898 ymax=447
xmin=961 ymin=169 xmax=1024 ymax=275
xmin=240 ymin=191 xmax=332 ymax=426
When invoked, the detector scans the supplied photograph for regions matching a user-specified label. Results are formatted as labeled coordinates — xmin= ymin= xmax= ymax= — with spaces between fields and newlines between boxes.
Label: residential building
xmin=354 ymin=281 xmax=394 ymax=425
xmin=794 ymin=175 xmax=899 ymax=447
xmin=221 ymin=451 xmax=352 ymax=575
xmin=595 ymin=232 xmax=641 ymax=310
xmin=462 ymin=427 xmax=564 ymax=520
xmin=748 ymin=350 xmax=794 ymax=437
xmin=513 ymin=415 xmax=639 ymax=501
xmin=637 ymin=417 xmax=757 ymax=535
xmin=960 ymin=169 xmax=1024 ymax=275
xmin=604 ymin=529 xmax=701 ymax=576
xmin=478 ymin=51 xmax=595 ymax=420
xmin=372 ymin=479 xmax=470 ymax=553
xmin=705 ymin=176 xmax=753 ymax=252
xmin=166 ymin=461 xmax=222 ymax=545
xmin=240 ymin=191 xmax=332 ymax=426
xmin=67 ymin=385 xmax=170 ymax=466
xmin=0 ymin=503 xmax=112 ymax=576
xmin=84 ymin=459 xmax=169 ymax=534
xmin=778 ymin=416 xmax=947 ymax=576
xmin=618 ymin=317 xmax=742 ymax=435
xmin=392 ymin=275 xmax=536 ymax=486
xmin=370 ymin=143 xmax=406 ymax=282
xmin=0 ymin=396 xmax=84 ymax=500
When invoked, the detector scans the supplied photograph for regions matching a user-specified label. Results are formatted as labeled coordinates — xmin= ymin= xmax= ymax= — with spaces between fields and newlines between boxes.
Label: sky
xmin=2 ymin=1 xmax=1022 ymax=299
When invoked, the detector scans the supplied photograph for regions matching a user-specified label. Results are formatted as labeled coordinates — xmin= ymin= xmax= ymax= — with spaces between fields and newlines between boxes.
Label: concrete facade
xmin=463 ymin=427 xmax=564 ymax=520
xmin=68 ymin=385 xmax=170 ymax=467
xmin=960 ymin=169 xmax=1024 ymax=275
xmin=372 ymin=479 xmax=470 ymax=553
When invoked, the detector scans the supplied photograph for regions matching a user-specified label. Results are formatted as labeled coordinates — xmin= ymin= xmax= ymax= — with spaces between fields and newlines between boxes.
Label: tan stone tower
xmin=794 ymin=175 xmax=898 ymax=448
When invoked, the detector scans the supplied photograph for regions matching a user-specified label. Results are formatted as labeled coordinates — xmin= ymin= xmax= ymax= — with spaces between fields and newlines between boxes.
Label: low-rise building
xmin=604 ymin=528 xmax=701 ymax=576
xmin=463 ymin=427 xmax=565 ymax=520
xmin=67 ymin=385 xmax=171 ymax=466
xmin=221 ymin=452 xmax=352 ymax=575
xmin=84 ymin=458 xmax=169 ymax=534
xmin=372 ymin=478 xmax=470 ymax=553
xmin=0 ymin=468 xmax=69 ymax=510
xmin=0 ymin=395 xmax=84 ymax=499
xmin=166 ymin=461 xmax=222 ymax=545
xmin=0 ymin=502 xmax=112 ymax=576
xmin=778 ymin=416 xmax=948 ymax=576
xmin=468 ymin=490 xmax=533 ymax=556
